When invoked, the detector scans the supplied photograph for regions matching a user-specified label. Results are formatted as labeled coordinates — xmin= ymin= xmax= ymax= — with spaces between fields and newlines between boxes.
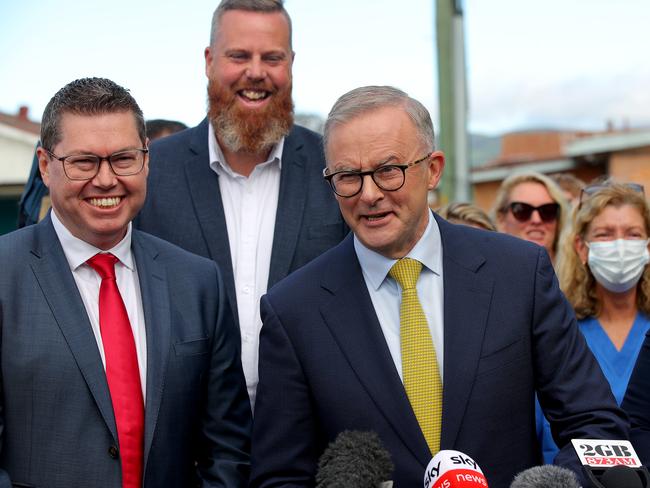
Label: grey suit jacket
xmin=135 ymin=119 xmax=348 ymax=323
xmin=0 ymin=216 xmax=252 ymax=487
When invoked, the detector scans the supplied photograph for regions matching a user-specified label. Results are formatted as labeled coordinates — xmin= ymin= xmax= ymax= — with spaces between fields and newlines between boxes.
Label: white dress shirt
xmin=354 ymin=210 xmax=445 ymax=380
xmin=51 ymin=210 xmax=148 ymax=399
xmin=208 ymin=122 xmax=284 ymax=408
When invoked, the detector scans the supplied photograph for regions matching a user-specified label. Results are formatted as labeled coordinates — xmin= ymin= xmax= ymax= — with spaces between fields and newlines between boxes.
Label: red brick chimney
xmin=18 ymin=105 xmax=29 ymax=120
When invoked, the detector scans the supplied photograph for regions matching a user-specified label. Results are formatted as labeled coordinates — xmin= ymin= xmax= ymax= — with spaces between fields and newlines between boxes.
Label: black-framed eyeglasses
xmin=578 ymin=182 xmax=645 ymax=210
xmin=46 ymin=148 xmax=148 ymax=181
xmin=322 ymin=153 xmax=432 ymax=198
xmin=505 ymin=202 xmax=560 ymax=223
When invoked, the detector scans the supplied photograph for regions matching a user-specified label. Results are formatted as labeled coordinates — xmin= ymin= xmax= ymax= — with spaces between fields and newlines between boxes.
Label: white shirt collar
xmin=354 ymin=210 xmax=442 ymax=291
xmin=207 ymin=121 xmax=284 ymax=177
xmin=50 ymin=209 xmax=135 ymax=272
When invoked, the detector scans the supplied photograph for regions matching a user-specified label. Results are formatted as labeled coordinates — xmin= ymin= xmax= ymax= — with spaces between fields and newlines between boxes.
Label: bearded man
xmin=135 ymin=0 xmax=347 ymax=408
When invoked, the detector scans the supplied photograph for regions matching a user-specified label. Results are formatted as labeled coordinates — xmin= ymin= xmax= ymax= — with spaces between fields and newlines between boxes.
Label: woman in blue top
xmin=538 ymin=182 xmax=650 ymax=463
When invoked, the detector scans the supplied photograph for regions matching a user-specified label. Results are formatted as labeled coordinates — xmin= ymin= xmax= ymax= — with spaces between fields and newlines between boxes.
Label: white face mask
xmin=587 ymin=238 xmax=650 ymax=293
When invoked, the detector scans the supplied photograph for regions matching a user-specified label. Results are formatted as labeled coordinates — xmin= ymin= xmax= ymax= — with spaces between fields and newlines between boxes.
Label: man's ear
xmin=427 ymin=151 xmax=445 ymax=191
xmin=36 ymin=146 xmax=51 ymax=188
xmin=204 ymin=46 xmax=213 ymax=78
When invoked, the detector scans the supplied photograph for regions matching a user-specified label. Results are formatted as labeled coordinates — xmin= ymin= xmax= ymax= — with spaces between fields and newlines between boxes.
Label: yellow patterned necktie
xmin=389 ymin=257 xmax=442 ymax=455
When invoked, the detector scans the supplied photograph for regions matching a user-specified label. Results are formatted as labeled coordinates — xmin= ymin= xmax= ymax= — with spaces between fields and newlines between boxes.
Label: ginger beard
xmin=207 ymin=78 xmax=294 ymax=154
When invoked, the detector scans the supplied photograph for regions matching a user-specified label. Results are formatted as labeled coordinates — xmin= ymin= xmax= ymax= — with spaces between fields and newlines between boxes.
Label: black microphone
xmin=597 ymin=465 xmax=648 ymax=488
xmin=316 ymin=430 xmax=394 ymax=488
xmin=509 ymin=465 xmax=581 ymax=488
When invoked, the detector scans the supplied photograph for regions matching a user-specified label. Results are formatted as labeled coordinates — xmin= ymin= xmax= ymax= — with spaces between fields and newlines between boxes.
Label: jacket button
xmin=108 ymin=445 xmax=119 ymax=459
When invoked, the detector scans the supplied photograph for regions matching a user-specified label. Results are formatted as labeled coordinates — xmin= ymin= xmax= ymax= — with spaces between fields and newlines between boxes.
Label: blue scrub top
xmin=537 ymin=312 xmax=650 ymax=464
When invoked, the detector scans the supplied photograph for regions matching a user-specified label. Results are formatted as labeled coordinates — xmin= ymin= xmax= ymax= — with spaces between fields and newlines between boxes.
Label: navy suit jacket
xmin=135 ymin=119 xmax=347 ymax=323
xmin=0 ymin=216 xmax=252 ymax=487
xmin=623 ymin=330 xmax=650 ymax=465
xmin=251 ymin=216 xmax=629 ymax=488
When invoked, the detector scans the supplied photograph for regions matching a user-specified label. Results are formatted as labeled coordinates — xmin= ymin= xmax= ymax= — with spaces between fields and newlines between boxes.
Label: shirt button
xmin=242 ymin=285 xmax=250 ymax=294
xmin=108 ymin=445 xmax=119 ymax=459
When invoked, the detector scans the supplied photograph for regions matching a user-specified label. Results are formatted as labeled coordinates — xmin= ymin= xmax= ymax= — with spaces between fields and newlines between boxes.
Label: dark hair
xmin=210 ymin=0 xmax=292 ymax=48
xmin=40 ymin=77 xmax=145 ymax=151
xmin=145 ymin=119 xmax=188 ymax=141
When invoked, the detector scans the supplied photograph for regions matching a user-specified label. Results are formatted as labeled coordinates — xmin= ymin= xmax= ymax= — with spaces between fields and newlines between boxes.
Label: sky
xmin=1 ymin=0 xmax=649 ymax=136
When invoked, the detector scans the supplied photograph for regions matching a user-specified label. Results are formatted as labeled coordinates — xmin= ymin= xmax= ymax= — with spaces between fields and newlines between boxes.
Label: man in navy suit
xmin=0 ymin=77 xmax=251 ymax=487
xmin=135 ymin=0 xmax=347 ymax=408
xmin=250 ymin=86 xmax=630 ymax=487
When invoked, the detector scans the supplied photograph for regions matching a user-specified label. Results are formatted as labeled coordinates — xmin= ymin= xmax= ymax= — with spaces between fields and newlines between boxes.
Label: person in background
xmin=0 ymin=77 xmax=251 ymax=487
xmin=436 ymin=201 xmax=496 ymax=231
xmin=537 ymin=182 xmax=650 ymax=463
xmin=135 ymin=0 xmax=347 ymax=408
xmin=493 ymin=172 xmax=569 ymax=263
xmin=18 ymin=119 xmax=187 ymax=228
xmin=145 ymin=119 xmax=188 ymax=140
xmin=552 ymin=172 xmax=585 ymax=208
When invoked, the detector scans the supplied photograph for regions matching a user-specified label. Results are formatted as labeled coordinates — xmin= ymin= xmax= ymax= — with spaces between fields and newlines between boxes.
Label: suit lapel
xmin=182 ymin=119 xmax=238 ymax=320
xmin=267 ymin=129 xmax=308 ymax=288
xmin=319 ymin=237 xmax=432 ymax=466
xmin=28 ymin=217 xmax=118 ymax=441
xmin=131 ymin=231 xmax=172 ymax=469
xmin=436 ymin=216 xmax=494 ymax=449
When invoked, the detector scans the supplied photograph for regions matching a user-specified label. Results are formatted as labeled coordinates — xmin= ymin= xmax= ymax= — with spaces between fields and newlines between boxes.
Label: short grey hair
xmin=323 ymin=86 xmax=435 ymax=156
xmin=209 ymin=0 xmax=292 ymax=48
xmin=41 ymin=77 xmax=145 ymax=151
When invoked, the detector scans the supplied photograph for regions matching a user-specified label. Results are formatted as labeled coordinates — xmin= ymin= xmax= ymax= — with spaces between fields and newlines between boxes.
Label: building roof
xmin=470 ymin=128 xmax=650 ymax=183
xmin=0 ymin=107 xmax=40 ymax=136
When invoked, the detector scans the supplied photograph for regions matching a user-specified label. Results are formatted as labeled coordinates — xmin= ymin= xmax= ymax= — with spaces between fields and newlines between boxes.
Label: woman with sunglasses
xmin=537 ymin=182 xmax=650 ymax=463
xmin=493 ymin=172 xmax=569 ymax=263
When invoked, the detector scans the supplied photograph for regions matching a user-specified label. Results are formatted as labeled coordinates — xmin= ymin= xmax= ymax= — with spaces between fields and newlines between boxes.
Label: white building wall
xmin=0 ymin=123 xmax=39 ymax=187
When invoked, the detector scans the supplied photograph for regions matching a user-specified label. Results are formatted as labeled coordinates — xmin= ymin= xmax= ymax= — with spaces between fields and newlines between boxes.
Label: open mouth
xmin=88 ymin=197 xmax=122 ymax=208
xmin=365 ymin=212 xmax=390 ymax=222
xmin=238 ymin=89 xmax=271 ymax=101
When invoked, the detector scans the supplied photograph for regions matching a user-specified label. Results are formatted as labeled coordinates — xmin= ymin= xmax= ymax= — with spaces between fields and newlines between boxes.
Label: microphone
xmin=599 ymin=465 xmax=647 ymax=488
xmin=423 ymin=449 xmax=488 ymax=488
xmin=509 ymin=465 xmax=581 ymax=488
xmin=571 ymin=439 xmax=650 ymax=487
xmin=316 ymin=430 xmax=394 ymax=488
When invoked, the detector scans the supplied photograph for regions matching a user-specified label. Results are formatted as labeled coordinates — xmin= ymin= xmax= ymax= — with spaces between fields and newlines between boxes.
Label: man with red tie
xmin=0 ymin=78 xmax=251 ymax=487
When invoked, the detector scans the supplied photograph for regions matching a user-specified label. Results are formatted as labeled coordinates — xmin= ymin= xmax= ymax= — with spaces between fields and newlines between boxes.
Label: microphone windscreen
xmin=509 ymin=465 xmax=581 ymax=488
xmin=316 ymin=430 xmax=393 ymax=488
xmin=599 ymin=465 xmax=644 ymax=488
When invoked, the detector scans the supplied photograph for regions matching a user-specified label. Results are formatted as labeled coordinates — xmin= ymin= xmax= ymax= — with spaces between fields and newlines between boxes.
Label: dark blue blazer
xmin=135 ymin=119 xmax=347 ymax=323
xmin=623 ymin=330 xmax=650 ymax=465
xmin=0 ymin=216 xmax=252 ymax=487
xmin=251 ymin=216 xmax=629 ymax=488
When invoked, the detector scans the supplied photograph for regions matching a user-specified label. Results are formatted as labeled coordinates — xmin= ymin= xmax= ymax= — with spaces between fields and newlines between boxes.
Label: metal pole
xmin=436 ymin=0 xmax=470 ymax=203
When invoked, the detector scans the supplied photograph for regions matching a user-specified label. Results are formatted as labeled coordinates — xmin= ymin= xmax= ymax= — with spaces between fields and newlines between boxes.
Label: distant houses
xmin=0 ymin=106 xmax=39 ymax=233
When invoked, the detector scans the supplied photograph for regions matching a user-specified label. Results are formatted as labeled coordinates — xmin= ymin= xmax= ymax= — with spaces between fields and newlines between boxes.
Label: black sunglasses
xmin=578 ymin=182 xmax=645 ymax=210
xmin=506 ymin=202 xmax=560 ymax=223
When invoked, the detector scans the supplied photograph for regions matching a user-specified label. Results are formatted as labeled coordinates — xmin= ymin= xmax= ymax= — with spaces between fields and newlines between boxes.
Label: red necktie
xmin=87 ymin=253 xmax=144 ymax=488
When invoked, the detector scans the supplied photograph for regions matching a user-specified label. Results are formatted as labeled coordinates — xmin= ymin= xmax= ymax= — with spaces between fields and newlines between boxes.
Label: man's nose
xmin=358 ymin=174 xmax=384 ymax=204
xmin=245 ymin=57 xmax=266 ymax=81
xmin=92 ymin=159 xmax=117 ymax=187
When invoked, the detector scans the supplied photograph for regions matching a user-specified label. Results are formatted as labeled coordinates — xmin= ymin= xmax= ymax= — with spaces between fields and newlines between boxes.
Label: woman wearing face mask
xmin=536 ymin=182 xmax=650 ymax=463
